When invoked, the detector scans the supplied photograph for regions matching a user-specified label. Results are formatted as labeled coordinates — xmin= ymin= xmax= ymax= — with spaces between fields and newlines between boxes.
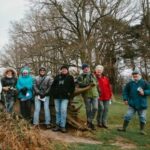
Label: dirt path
xmin=40 ymin=130 xmax=102 ymax=144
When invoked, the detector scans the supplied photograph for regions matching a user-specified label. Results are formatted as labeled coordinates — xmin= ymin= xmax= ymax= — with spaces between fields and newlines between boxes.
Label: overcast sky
xmin=0 ymin=0 xmax=28 ymax=50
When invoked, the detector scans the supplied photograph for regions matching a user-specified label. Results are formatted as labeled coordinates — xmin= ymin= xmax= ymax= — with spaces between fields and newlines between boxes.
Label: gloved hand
xmin=39 ymin=93 xmax=45 ymax=99
xmin=20 ymin=87 xmax=28 ymax=95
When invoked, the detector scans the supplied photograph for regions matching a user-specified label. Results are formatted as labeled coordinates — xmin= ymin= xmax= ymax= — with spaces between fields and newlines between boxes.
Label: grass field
xmin=66 ymin=95 xmax=150 ymax=150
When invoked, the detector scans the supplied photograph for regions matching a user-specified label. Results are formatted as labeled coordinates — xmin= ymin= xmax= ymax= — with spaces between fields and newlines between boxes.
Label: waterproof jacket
xmin=51 ymin=73 xmax=75 ymax=99
xmin=77 ymin=73 xmax=99 ymax=98
xmin=34 ymin=75 xmax=53 ymax=96
xmin=123 ymin=78 xmax=150 ymax=110
xmin=16 ymin=67 xmax=34 ymax=101
xmin=96 ymin=75 xmax=112 ymax=101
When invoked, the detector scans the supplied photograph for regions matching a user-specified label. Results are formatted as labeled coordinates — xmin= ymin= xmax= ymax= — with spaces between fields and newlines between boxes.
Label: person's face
xmin=40 ymin=69 xmax=46 ymax=76
xmin=83 ymin=67 xmax=90 ymax=73
xmin=132 ymin=74 xmax=140 ymax=81
xmin=6 ymin=71 xmax=13 ymax=78
xmin=61 ymin=68 xmax=68 ymax=75
xmin=95 ymin=69 xmax=103 ymax=76
xmin=22 ymin=71 xmax=29 ymax=76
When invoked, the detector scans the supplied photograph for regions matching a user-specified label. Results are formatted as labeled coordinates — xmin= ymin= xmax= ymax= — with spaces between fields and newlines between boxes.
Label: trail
xmin=40 ymin=129 xmax=102 ymax=144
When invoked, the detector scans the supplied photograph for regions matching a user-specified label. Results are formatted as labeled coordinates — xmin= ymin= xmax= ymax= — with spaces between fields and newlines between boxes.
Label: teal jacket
xmin=16 ymin=67 xmax=34 ymax=101
xmin=123 ymin=78 xmax=150 ymax=110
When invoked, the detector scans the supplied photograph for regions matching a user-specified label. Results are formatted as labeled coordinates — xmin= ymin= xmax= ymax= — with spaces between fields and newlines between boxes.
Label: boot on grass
xmin=140 ymin=122 xmax=146 ymax=135
xmin=117 ymin=120 xmax=129 ymax=132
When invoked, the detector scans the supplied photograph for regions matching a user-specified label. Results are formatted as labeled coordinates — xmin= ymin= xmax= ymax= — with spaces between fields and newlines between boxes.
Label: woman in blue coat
xmin=16 ymin=67 xmax=34 ymax=120
xmin=118 ymin=70 xmax=150 ymax=135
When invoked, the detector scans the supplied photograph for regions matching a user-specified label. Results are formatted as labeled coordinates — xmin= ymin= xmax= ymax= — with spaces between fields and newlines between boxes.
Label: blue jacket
xmin=16 ymin=67 xmax=34 ymax=101
xmin=123 ymin=78 xmax=150 ymax=110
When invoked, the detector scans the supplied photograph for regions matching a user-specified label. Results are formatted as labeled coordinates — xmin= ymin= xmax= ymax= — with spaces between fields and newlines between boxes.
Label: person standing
xmin=33 ymin=67 xmax=53 ymax=128
xmin=95 ymin=65 xmax=112 ymax=128
xmin=117 ymin=70 xmax=150 ymax=135
xmin=77 ymin=64 xmax=99 ymax=130
xmin=1 ymin=68 xmax=17 ymax=113
xmin=16 ymin=66 xmax=34 ymax=120
xmin=51 ymin=65 xmax=75 ymax=133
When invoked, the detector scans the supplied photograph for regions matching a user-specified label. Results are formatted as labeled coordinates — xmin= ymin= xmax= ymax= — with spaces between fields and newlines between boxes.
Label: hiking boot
xmin=91 ymin=123 xmax=96 ymax=130
xmin=87 ymin=121 xmax=92 ymax=129
xmin=52 ymin=125 xmax=60 ymax=132
xmin=60 ymin=127 xmax=67 ymax=133
xmin=140 ymin=122 xmax=146 ymax=135
xmin=117 ymin=120 xmax=129 ymax=132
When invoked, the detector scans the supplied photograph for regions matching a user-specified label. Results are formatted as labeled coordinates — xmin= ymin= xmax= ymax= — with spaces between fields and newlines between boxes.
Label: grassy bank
xmin=67 ymin=95 xmax=150 ymax=150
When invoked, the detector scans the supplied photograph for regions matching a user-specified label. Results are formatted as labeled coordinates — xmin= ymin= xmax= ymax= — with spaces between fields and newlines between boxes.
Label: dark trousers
xmin=20 ymin=100 xmax=32 ymax=120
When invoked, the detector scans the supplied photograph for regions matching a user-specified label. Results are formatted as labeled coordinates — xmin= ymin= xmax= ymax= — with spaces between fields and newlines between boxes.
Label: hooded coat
xmin=1 ymin=67 xmax=17 ymax=101
xmin=16 ymin=67 xmax=34 ymax=101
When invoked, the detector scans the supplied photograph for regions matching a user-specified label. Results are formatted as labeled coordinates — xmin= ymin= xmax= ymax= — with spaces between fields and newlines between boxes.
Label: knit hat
xmin=81 ymin=63 xmax=89 ymax=70
xmin=60 ymin=65 xmax=69 ymax=70
xmin=95 ymin=65 xmax=104 ymax=72
xmin=132 ymin=69 xmax=140 ymax=75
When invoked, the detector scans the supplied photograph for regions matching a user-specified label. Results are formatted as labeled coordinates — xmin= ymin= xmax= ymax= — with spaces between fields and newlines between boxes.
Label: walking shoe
xmin=46 ymin=124 xmax=53 ymax=129
xmin=97 ymin=123 xmax=103 ymax=128
xmin=52 ymin=125 xmax=60 ymax=132
xmin=139 ymin=130 xmax=146 ymax=135
xmin=117 ymin=128 xmax=126 ymax=132
xmin=102 ymin=124 xmax=108 ymax=129
xmin=60 ymin=127 xmax=67 ymax=133
xmin=33 ymin=124 xmax=40 ymax=129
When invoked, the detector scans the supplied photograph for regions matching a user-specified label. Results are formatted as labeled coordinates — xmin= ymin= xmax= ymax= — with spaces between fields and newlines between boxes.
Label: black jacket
xmin=1 ymin=77 xmax=17 ymax=99
xmin=51 ymin=74 xmax=75 ymax=99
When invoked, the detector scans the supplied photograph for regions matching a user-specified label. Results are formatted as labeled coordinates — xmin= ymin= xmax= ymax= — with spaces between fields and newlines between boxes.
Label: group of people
xmin=0 ymin=63 xmax=150 ymax=135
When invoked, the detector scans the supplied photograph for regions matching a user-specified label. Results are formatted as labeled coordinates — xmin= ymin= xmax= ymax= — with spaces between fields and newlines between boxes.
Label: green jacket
xmin=77 ymin=73 xmax=99 ymax=98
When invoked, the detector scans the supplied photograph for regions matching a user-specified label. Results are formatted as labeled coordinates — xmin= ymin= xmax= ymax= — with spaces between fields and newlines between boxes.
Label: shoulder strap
xmin=38 ymin=76 xmax=46 ymax=89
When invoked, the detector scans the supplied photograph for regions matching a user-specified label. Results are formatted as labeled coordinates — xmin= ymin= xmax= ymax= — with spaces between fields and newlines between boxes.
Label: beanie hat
xmin=39 ymin=66 xmax=46 ymax=72
xmin=60 ymin=65 xmax=69 ymax=70
xmin=82 ymin=63 xmax=89 ymax=70
xmin=95 ymin=65 xmax=104 ymax=72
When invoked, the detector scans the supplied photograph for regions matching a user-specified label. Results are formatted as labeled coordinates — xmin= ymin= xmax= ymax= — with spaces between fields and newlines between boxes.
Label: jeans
xmin=54 ymin=99 xmax=69 ymax=128
xmin=97 ymin=100 xmax=110 ymax=125
xmin=3 ymin=93 xmax=15 ymax=113
xmin=33 ymin=96 xmax=50 ymax=125
xmin=20 ymin=99 xmax=32 ymax=120
xmin=84 ymin=97 xmax=98 ymax=123
xmin=5 ymin=100 xmax=14 ymax=113
xmin=124 ymin=106 xmax=146 ymax=124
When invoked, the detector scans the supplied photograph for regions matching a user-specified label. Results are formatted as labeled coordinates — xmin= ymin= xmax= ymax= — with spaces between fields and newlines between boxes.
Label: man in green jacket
xmin=77 ymin=64 xmax=99 ymax=130
xmin=118 ymin=70 xmax=150 ymax=135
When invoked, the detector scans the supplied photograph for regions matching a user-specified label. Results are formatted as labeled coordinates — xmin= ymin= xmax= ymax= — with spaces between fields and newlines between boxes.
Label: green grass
xmin=66 ymin=95 xmax=150 ymax=150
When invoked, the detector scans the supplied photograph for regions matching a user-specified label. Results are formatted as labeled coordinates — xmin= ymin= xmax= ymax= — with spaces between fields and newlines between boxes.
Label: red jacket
xmin=96 ymin=75 xmax=112 ymax=101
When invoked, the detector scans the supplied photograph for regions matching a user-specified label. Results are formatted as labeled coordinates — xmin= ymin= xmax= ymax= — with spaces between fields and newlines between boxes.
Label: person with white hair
xmin=95 ymin=65 xmax=112 ymax=128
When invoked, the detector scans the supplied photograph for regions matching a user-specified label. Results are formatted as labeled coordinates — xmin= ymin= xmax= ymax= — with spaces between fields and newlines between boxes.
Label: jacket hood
xmin=20 ymin=67 xmax=31 ymax=75
xmin=3 ymin=67 xmax=17 ymax=77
